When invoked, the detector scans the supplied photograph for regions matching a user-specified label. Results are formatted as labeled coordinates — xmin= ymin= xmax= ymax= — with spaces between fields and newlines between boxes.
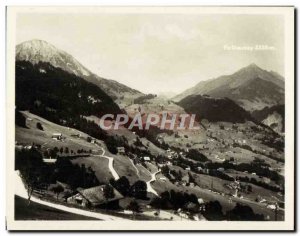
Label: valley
xmin=14 ymin=39 xmax=285 ymax=222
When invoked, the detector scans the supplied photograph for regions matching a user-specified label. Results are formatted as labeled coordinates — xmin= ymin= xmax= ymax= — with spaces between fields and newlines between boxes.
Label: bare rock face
xmin=16 ymin=39 xmax=92 ymax=77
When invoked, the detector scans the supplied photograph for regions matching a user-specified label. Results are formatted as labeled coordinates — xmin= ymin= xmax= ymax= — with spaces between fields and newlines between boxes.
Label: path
xmin=129 ymin=158 xmax=140 ymax=177
xmin=14 ymin=171 xmax=128 ymax=221
xmin=145 ymin=169 xmax=160 ymax=197
xmin=94 ymin=146 xmax=120 ymax=181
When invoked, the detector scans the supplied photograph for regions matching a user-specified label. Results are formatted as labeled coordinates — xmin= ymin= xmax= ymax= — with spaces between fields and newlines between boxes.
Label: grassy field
xmin=16 ymin=111 xmax=98 ymax=152
xmin=15 ymin=195 xmax=99 ymax=220
xmin=71 ymin=156 xmax=113 ymax=183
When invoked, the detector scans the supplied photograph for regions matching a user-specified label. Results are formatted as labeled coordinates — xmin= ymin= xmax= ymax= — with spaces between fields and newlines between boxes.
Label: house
xmin=90 ymin=138 xmax=96 ymax=144
xmin=181 ymin=174 xmax=190 ymax=185
xmin=185 ymin=167 xmax=191 ymax=171
xmin=143 ymin=156 xmax=151 ymax=162
xmin=43 ymin=158 xmax=57 ymax=164
xmin=67 ymin=185 xmax=123 ymax=208
xmin=157 ymin=163 xmax=165 ymax=168
xmin=267 ymin=204 xmax=277 ymax=210
xmin=198 ymin=198 xmax=205 ymax=204
xmin=52 ymin=133 xmax=62 ymax=140
xmin=24 ymin=145 xmax=32 ymax=150
xmin=159 ymin=177 xmax=167 ymax=182
xmin=166 ymin=161 xmax=172 ymax=166
xmin=117 ymin=147 xmax=125 ymax=154
xmin=217 ymin=167 xmax=225 ymax=172
xmin=197 ymin=166 xmax=203 ymax=171
xmin=185 ymin=202 xmax=199 ymax=213
xmin=71 ymin=134 xmax=81 ymax=138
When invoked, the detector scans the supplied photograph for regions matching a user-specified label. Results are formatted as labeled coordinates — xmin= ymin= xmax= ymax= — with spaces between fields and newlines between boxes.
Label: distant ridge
xmin=173 ymin=64 xmax=284 ymax=111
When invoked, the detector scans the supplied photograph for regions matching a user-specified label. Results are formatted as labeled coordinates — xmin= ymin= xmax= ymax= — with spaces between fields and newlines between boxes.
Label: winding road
xmin=95 ymin=146 xmax=120 ymax=181
xmin=145 ymin=169 xmax=160 ymax=197
xmin=129 ymin=158 xmax=140 ymax=177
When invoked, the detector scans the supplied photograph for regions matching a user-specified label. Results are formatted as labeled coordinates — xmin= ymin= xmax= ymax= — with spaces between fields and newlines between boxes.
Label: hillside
xmin=16 ymin=60 xmax=121 ymax=141
xmin=16 ymin=60 xmax=121 ymax=116
xmin=177 ymin=95 xmax=254 ymax=123
xmin=173 ymin=64 xmax=284 ymax=111
xmin=16 ymin=39 xmax=143 ymax=107
xmin=252 ymin=105 xmax=285 ymax=134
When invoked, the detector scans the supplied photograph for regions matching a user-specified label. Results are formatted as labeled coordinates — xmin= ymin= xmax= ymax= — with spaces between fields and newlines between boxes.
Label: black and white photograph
xmin=5 ymin=6 xmax=295 ymax=231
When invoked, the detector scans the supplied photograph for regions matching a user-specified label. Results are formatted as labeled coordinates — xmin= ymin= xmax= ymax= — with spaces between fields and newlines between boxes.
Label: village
xmin=14 ymin=111 xmax=284 ymax=221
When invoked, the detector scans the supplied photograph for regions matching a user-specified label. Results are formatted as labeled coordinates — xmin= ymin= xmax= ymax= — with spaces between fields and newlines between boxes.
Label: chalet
xmin=159 ymin=177 xmax=167 ymax=182
xmin=71 ymin=133 xmax=81 ymax=138
xmin=157 ymin=163 xmax=165 ymax=168
xmin=43 ymin=157 xmax=57 ymax=164
xmin=166 ymin=161 xmax=172 ymax=166
xmin=91 ymin=139 xmax=96 ymax=144
xmin=67 ymin=185 xmax=123 ymax=208
xmin=181 ymin=174 xmax=190 ymax=185
xmin=52 ymin=133 xmax=62 ymax=140
xmin=24 ymin=145 xmax=32 ymax=150
xmin=117 ymin=147 xmax=125 ymax=154
xmin=198 ymin=198 xmax=205 ymax=204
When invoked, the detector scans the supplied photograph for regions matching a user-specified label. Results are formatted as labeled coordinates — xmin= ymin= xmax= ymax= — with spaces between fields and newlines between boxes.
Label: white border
xmin=5 ymin=6 xmax=294 ymax=231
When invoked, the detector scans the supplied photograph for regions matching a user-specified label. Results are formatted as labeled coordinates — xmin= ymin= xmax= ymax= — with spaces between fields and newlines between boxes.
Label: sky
xmin=16 ymin=13 xmax=284 ymax=95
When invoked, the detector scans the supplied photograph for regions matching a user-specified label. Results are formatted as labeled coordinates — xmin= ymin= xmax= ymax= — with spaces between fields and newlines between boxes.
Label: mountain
xmin=252 ymin=105 xmax=285 ymax=134
xmin=177 ymin=95 xmax=254 ymax=123
xmin=173 ymin=64 xmax=284 ymax=111
xmin=16 ymin=39 xmax=143 ymax=107
xmin=15 ymin=60 xmax=122 ymax=139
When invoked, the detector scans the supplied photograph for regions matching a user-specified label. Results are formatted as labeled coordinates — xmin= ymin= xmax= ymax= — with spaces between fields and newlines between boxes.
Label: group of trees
xmin=205 ymin=158 xmax=283 ymax=187
xmin=15 ymin=148 xmax=99 ymax=203
xmin=133 ymin=94 xmax=156 ymax=104
xmin=150 ymin=190 xmax=265 ymax=221
xmin=43 ymin=146 xmax=91 ymax=159
xmin=15 ymin=149 xmax=50 ymax=203
xmin=110 ymin=177 xmax=148 ymax=200
xmin=185 ymin=149 xmax=209 ymax=162
xmin=151 ymin=190 xmax=199 ymax=210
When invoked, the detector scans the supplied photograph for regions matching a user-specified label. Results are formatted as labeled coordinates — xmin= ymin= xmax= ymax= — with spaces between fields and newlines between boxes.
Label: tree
xmin=111 ymin=176 xmax=130 ymax=196
xmin=64 ymin=147 xmax=69 ymax=154
xmin=203 ymin=201 xmax=225 ymax=221
xmin=36 ymin=122 xmax=44 ymax=131
xmin=103 ymin=184 xmax=115 ymax=205
xmin=226 ymin=203 xmax=264 ymax=221
xmin=43 ymin=150 xmax=49 ymax=158
xmin=127 ymin=200 xmax=141 ymax=220
xmin=130 ymin=180 xmax=147 ymax=199
xmin=60 ymin=147 xmax=64 ymax=154
xmin=87 ymin=136 xmax=92 ymax=143
xmin=105 ymin=136 xmax=118 ymax=154
xmin=15 ymin=110 xmax=27 ymax=128
xmin=15 ymin=149 xmax=46 ymax=204
xmin=247 ymin=185 xmax=253 ymax=193
xmin=50 ymin=184 xmax=64 ymax=200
